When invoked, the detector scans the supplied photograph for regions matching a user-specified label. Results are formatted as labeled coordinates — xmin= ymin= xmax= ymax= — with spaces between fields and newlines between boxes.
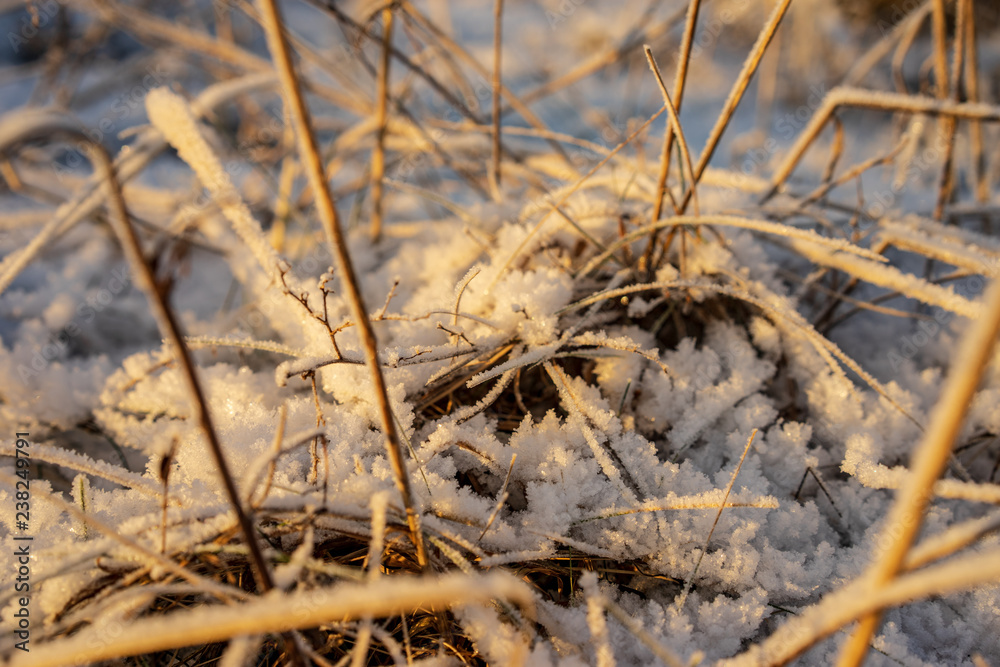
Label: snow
xmin=2 ymin=1 xmax=1000 ymax=665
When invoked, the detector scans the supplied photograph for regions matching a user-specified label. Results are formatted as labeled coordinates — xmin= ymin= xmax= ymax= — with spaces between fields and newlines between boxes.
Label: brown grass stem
xmin=370 ymin=4 xmax=394 ymax=242
xmin=491 ymin=0 xmax=504 ymax=199
xmin=765 ymin=87 xmax=1000 ymax=200
xmin=651 ymin=0 xmax=701 ymax=225
xmin=257 ymin=0 xmax=429 ymax=569
xmin=963 ymin=0 xmax=987 ymax=203
xmin=932 ymin=0 xmax=966 ymax=220
xmin=678 ymin=0 xmax=793 ymax=214
xmin=836 ymin=276 xmax=1000 ymax=665
xmin=644 ymin=45 xmax=699 ymax=217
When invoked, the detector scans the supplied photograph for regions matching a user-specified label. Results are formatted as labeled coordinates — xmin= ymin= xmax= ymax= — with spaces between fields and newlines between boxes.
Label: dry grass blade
xmin=963 ymin=0 xmax=988 ymax=203
xmin=644 ymin=45 xmax=699 ymax=217
xmin=641 ymin=0 xmax=702 ymax=272
xmin=931 ymin=0 xmax=966 ymax=221
xmin=723 ymin=544 xmax=1000 ymax=666
xmin=650 ymin=0 xmax=701 ymax=225
xmin=836 ymin=276 xmax=1000 ymax=664
xmin=679 ymin=0 xmax=793 ymax=213
xmin=370 ymin=4 xmax=394 ymax=242
xmin=930 ymin=0 xmax=949 ymax=98
xmin=491 ymin=0 xmax=504 ymax=199
xmin=257 ymin=0 xmax=429 ymax=569
xmin=766 ymin=87 xmax=1000 ymax=199
xmin=10 ymin=572 xmax=535 ymax=667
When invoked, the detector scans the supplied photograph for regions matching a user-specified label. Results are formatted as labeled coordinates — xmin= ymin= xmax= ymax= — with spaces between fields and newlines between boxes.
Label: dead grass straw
xmin=836 ymin=279 xmax=1000 ymax=663
xmin=257 ymin=0 xmax=429 ymax=569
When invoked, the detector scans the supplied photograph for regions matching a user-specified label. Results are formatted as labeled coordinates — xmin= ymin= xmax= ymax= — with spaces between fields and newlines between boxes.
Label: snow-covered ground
xmin=1 ymin=1 xmax=1000 ymax=665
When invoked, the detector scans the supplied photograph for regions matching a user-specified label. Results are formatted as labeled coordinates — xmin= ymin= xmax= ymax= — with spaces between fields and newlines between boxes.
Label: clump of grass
xmin=2 ymin=1 xmax=1000 ymax=666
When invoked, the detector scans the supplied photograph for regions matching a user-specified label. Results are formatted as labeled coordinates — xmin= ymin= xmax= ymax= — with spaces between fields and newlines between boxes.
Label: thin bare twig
xmin=677 ymin=429 xmax=758 ymax=609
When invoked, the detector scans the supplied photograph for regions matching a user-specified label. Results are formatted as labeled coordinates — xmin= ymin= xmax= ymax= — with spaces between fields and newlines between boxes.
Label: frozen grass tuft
xmin=2 ymin=1 xmax=1000 ymax=665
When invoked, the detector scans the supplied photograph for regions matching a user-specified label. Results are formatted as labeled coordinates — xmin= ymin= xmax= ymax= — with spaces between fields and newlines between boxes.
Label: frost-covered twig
xmin=722 ymin=544 xmax=1000 ymax=666
xmin=451 ymin=368 xmax=517 ymax=425
xmin=903 ymin=509 xmax=1000 ymax=571
xmin=570 ymin=331 xmax=670 ymax=376
xmin=790 ymin=239 xmax=980 ymax=319
xmin=478 ymin=453 xmax=516 ymax=543
xmin=576 ymin=492 xmax=779 ymax=524
xmin=842 ymin=435 xmax=1000 ymax=504
xmin=582 ymin=571 xmax=617 ymax=667
xmin=185 ymin=335 xmax=301 ymax=357
xmin=546 ymin=362 xmax=641 ymax=502
xmin=276 ymin=342 xmax=493 ymax=387
xmin=0 ymin=440 xmax=160 ymax=498
xmin=875 ymin=220 xmax=1000 ymax=276
xmin=604 ymin=599 xmax=686 ymax=667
